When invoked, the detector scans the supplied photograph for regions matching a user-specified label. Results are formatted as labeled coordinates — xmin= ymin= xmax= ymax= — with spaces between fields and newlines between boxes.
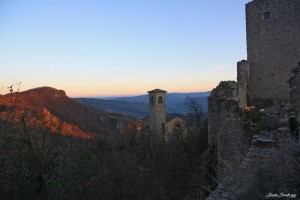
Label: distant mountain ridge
xmin=112 ymin=91 xmax=210 ymax=102
xmin=74 ymin=91 xmax=210 ymax=117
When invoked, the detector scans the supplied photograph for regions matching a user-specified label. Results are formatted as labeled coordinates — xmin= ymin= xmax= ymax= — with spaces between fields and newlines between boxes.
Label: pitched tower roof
xmin=147 ymin=89 xmax=167 ymax=93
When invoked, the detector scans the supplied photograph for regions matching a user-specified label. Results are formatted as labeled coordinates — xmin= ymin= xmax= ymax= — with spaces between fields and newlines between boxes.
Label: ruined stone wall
xmin=289 ymin=62 xmax=300 ymax=123
xmin=207 ymin=104 xmax=300 ymax=200
xmin=246 ymin=0 xmax=300 ymax=102
xmin=237 ymin=60 xmax=249 ymax=109
xmin=208 ymin=81 xmax=237 ymax=148
xmin=208 ymin=81 xmax=252 ymax=180
xmin=165 ymin=117 xmax=186 ymax=136
xmin=207 ymin=1 xmax=300 ymax=198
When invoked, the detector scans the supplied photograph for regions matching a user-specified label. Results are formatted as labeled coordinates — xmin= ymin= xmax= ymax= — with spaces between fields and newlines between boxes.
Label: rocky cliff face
xmin=0 ymin=87 xmax=139 ymax=138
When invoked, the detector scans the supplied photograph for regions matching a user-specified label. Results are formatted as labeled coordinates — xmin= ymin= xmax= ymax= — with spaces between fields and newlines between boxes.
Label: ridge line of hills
xmin=74 ymin=91 xmax=210 ymax=118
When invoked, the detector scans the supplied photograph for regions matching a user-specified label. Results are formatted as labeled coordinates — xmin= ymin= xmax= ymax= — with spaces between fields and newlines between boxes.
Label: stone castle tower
xmin=148 ymin=89 xmax=167 ymax=133
xmin=208 ymin=0 xmax=300 ymax=182
xmin=246 ymin=0 xmax=300 ymax=102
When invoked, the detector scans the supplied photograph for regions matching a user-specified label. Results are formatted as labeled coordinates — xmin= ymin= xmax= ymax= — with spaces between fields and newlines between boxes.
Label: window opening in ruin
xmin=290 ymin=117 xmax=298 ymax=137
xmin=263 ymin=11 xmax=271 ymax=19
xmin=158 ymin=96 xmax=163 ymax=104
xmin=224 ymin=139 xmax=228 ymax=146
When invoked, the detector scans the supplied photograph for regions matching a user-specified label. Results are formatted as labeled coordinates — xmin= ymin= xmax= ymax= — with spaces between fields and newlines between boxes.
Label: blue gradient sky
xmin=0 ymin=0 xmax=250 ymax=97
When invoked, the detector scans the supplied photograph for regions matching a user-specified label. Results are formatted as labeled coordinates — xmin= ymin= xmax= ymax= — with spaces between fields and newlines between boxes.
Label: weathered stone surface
xmin=207 ymin=1 xmax=300 ymax=199
xmin=207 ymin=105 xmax=300 ymax=200
xmin=247 ymin=0 xmax=300 ymax=102
xmin=237 ymin=60 xmax=249 ymax=109
xmin=208 ymin=81 xmax=252 ymax=180
xmin=208 ymin=81 xmax=237 ymax=147
xmin=289 ymin=63 xmax=300 ymax=123
xmin=148 ymin=89 xmax=167 ymax=133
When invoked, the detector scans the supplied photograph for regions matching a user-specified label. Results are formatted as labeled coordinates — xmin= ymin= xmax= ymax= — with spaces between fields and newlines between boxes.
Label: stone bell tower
xmin=148 ymin=89 xmax=167 ymax=133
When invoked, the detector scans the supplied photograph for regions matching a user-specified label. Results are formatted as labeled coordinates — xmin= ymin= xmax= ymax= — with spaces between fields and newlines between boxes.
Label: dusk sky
xmin=0 ymin=0 xmax=250 ymax=97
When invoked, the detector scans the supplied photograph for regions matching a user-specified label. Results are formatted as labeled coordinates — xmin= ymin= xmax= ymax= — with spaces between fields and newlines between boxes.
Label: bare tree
xmin=185 ymin=96 xmax=203 ymax=136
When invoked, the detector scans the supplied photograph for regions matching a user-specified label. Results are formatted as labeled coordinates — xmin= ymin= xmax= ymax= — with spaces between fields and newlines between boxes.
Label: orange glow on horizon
xmin=67 ymin=84 xmax=216 ymax=98
xmin=2 ymin=74 xmax=231 ymax=98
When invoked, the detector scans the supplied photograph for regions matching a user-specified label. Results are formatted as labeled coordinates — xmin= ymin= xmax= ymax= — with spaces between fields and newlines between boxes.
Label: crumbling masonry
xmin=208 ymin=81 xmax=252 ymax=180
xmin=207 ymin=0 xmax=300 ymax=199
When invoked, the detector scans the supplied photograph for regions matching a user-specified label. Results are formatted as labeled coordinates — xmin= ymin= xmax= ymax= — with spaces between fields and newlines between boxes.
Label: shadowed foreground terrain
xmin=0 ymin=118 xmax=209 ymax=200
xmin=0 ymin=86 xmax=211 ymax=200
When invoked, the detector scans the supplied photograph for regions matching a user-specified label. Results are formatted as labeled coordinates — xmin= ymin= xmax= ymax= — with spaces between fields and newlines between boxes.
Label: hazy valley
xmin=74 ymin=92 xmax=210 ymax=117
